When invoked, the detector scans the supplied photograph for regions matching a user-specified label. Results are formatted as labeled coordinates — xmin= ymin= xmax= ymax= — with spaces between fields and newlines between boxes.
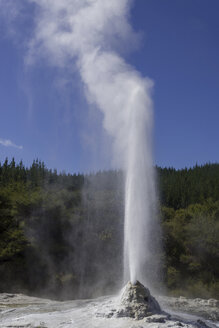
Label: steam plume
xmin=2 ymin=0 xmax=159 ymax=286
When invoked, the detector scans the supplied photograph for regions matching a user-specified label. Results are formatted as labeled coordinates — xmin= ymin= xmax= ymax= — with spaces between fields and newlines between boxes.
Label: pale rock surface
xmin=109 ymin=281 xmax=162 ymax=319
xmin=158 ymin=295 xmax=219 ymax=322
xmin=0 ymin=286 xmax=218 ymax=328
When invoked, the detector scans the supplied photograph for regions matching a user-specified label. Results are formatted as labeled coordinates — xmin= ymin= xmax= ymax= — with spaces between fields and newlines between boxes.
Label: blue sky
xmin=0 ymin=0 xmax=218 ymax=173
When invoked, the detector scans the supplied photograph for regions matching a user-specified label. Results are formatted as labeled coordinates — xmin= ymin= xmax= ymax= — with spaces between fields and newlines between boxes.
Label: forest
xmin=0 ymin=158 xmax=218 ymax=300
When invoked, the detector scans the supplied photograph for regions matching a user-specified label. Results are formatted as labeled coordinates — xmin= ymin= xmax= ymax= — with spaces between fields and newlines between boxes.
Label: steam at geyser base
xmin=11 ymin=0 xmax=160 ymax=315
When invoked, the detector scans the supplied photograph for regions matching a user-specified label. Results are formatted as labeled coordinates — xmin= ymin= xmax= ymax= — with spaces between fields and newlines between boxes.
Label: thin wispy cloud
xmin=0 ymin=138 xmax=23 ymax=150
xmin=0 ymin=0 xmax=24 ymax=39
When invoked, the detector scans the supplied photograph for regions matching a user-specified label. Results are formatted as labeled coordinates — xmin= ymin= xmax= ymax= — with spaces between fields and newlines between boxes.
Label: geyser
xmin=8 ymin=0 xmax=159 ymax=289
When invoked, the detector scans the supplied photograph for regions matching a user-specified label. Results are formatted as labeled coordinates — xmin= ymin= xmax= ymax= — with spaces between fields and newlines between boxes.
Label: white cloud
xmin=0 ymin=138 xmax=23 ymax=150
xmin=0 ymin=0 xmax=25 ymax=38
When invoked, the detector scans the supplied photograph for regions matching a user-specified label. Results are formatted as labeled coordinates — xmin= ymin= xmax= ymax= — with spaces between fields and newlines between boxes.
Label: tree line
xmin=0 ymin=158 xmax=218 ymax=299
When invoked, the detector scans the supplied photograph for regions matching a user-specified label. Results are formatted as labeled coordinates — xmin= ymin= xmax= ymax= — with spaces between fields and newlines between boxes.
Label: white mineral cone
xmin=116 ymin=280 xmax=161 ymax=319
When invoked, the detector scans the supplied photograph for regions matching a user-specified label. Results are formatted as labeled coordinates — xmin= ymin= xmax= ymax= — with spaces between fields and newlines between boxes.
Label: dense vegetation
xmin=0 ymin=158 xmax=218 ymax=299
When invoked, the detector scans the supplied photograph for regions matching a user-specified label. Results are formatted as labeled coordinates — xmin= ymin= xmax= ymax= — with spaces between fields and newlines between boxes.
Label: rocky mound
xmin=115 ymin=280 xmax=162 ymax=319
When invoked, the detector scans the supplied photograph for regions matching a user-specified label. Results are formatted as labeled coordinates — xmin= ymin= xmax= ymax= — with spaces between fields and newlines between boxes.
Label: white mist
xmin=7 ymin=0 xmax=159 ymax=288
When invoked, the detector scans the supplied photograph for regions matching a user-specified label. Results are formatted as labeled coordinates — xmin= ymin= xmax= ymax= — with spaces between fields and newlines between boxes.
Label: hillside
xmin=0 ymin=158 xmax=218 ymax=299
